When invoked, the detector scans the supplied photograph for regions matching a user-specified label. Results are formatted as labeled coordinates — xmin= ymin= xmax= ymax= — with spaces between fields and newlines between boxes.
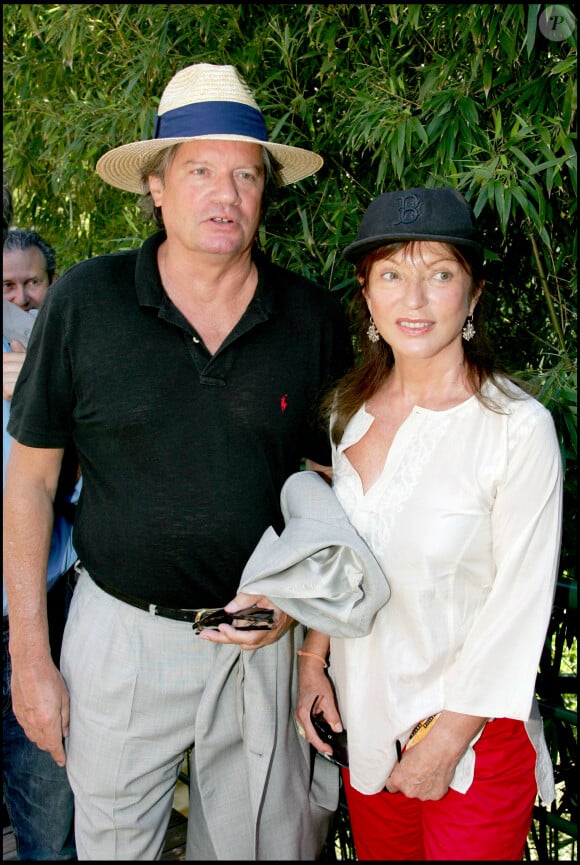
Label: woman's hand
xmin=295 ymin=643 xmax=343 ymax=758
xmin=385 ymin=711 xmax=487 ymax=800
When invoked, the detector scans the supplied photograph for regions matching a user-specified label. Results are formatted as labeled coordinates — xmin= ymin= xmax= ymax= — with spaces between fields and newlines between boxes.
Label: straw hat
xmin=96 ymin=63 xmax=323 ymax=192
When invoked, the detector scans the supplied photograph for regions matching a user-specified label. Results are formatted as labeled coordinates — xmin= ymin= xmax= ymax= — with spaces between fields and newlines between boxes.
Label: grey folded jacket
xmin=239 ymin=470 xmax=390 ymax=637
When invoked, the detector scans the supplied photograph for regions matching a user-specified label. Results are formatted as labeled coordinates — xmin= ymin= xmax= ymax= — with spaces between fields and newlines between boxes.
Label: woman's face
xmin=362 ymin=241 xmax=481 ymax=362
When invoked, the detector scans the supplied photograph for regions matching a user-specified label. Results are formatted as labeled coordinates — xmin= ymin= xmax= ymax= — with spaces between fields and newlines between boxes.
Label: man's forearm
xmin=3 ymin=447 xmax=60 ymax=663
xmin=4 ymin=490 xmax=55 ymax=662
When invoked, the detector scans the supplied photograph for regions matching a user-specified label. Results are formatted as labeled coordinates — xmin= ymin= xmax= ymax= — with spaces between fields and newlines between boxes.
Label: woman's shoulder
xmin=484 ymin=375 xmax=545 ymax=411
xmin=484 ymin=376 xmax=558 ymax=442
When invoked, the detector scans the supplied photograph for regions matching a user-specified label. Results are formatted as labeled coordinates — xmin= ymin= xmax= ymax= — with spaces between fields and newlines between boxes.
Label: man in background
xmin=3 ymin=227 xmax=78 ymax=860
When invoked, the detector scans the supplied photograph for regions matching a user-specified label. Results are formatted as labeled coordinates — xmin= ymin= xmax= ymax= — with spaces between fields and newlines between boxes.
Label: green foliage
xmin=4 ymin=4 xmax=577 ymax=857
xmin=3 ymin=4 xmax=576 ymax=372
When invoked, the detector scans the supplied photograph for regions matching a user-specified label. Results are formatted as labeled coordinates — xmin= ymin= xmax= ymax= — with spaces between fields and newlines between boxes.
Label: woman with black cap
xmin=294 ymin=187 xmax=563 ymax=860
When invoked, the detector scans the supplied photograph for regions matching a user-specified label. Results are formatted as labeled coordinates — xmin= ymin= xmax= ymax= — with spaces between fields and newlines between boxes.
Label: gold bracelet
xmin=406 ymin=713 xmax=441 ymax=749
xmin=297 ymin=649 xmax=328 ymax=668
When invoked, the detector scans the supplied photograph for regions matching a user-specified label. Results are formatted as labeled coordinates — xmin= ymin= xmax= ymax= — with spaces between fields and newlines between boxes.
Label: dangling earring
xmin=462 ymin=315 xmax=476 ymax=342
xmin=367 ymin=317 xmax=380 ymax=343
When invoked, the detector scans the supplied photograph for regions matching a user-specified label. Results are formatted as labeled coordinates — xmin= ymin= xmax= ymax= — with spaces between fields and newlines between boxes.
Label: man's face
xmin=3 ymin=246 xmax=52 ymax=310
xmin=148 ymin=139 xmax=265 ymax=259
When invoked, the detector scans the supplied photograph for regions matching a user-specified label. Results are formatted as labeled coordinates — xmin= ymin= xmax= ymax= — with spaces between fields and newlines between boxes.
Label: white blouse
xmin=329 ymin=378 xmax=562 ymax=800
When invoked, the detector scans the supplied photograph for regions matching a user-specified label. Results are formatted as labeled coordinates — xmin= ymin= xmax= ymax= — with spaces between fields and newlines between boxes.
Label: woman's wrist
xmin=297 ymin=649 xmax=328 ymax=668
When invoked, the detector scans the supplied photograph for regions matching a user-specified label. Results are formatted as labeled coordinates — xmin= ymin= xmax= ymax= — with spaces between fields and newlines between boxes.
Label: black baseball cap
xmin=342 ymin=187 xmax=483 ymax=265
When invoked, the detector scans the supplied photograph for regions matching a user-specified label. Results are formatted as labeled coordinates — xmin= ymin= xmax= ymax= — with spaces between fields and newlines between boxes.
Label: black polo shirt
xmin=8 ymin=232 xmax=352 ymax=607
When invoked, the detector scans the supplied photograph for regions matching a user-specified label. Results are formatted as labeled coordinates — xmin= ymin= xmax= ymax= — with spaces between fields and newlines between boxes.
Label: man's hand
xmin=10 ymin=656 xmax=71 ymax=767
xmin=197 ymin=592 xmax=294 ymax=649
xmin=3 ymin=339 xmax=26 ymax=400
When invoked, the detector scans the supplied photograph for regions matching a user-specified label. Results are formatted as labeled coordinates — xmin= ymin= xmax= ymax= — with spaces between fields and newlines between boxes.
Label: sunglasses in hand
xmin=310 ymin=698 xmax=349 ymax=768
xmin=193 ymin=605 xmax=275 ymax=634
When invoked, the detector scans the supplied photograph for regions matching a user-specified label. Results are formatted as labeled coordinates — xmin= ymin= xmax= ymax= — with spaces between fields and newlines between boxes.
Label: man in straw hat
xmin=4 ymin=63 xmax=352 ymax=859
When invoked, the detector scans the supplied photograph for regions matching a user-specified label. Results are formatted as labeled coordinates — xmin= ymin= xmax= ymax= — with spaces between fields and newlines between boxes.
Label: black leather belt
xmin=91 ymin=576 xmax=215 ymax=625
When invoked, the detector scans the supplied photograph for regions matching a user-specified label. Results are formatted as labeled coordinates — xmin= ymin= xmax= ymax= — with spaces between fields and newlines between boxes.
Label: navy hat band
xmin=153 ymin=101 xmax=268 ymax=141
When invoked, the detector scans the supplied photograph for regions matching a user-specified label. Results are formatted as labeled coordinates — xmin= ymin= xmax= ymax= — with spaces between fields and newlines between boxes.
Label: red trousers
xmin=342 ymin=718 xmax=538 ymax=860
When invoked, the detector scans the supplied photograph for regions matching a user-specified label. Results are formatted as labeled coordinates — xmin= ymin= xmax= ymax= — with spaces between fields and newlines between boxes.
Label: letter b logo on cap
xmin=393 ymin=194 xmax=424 ymax=225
